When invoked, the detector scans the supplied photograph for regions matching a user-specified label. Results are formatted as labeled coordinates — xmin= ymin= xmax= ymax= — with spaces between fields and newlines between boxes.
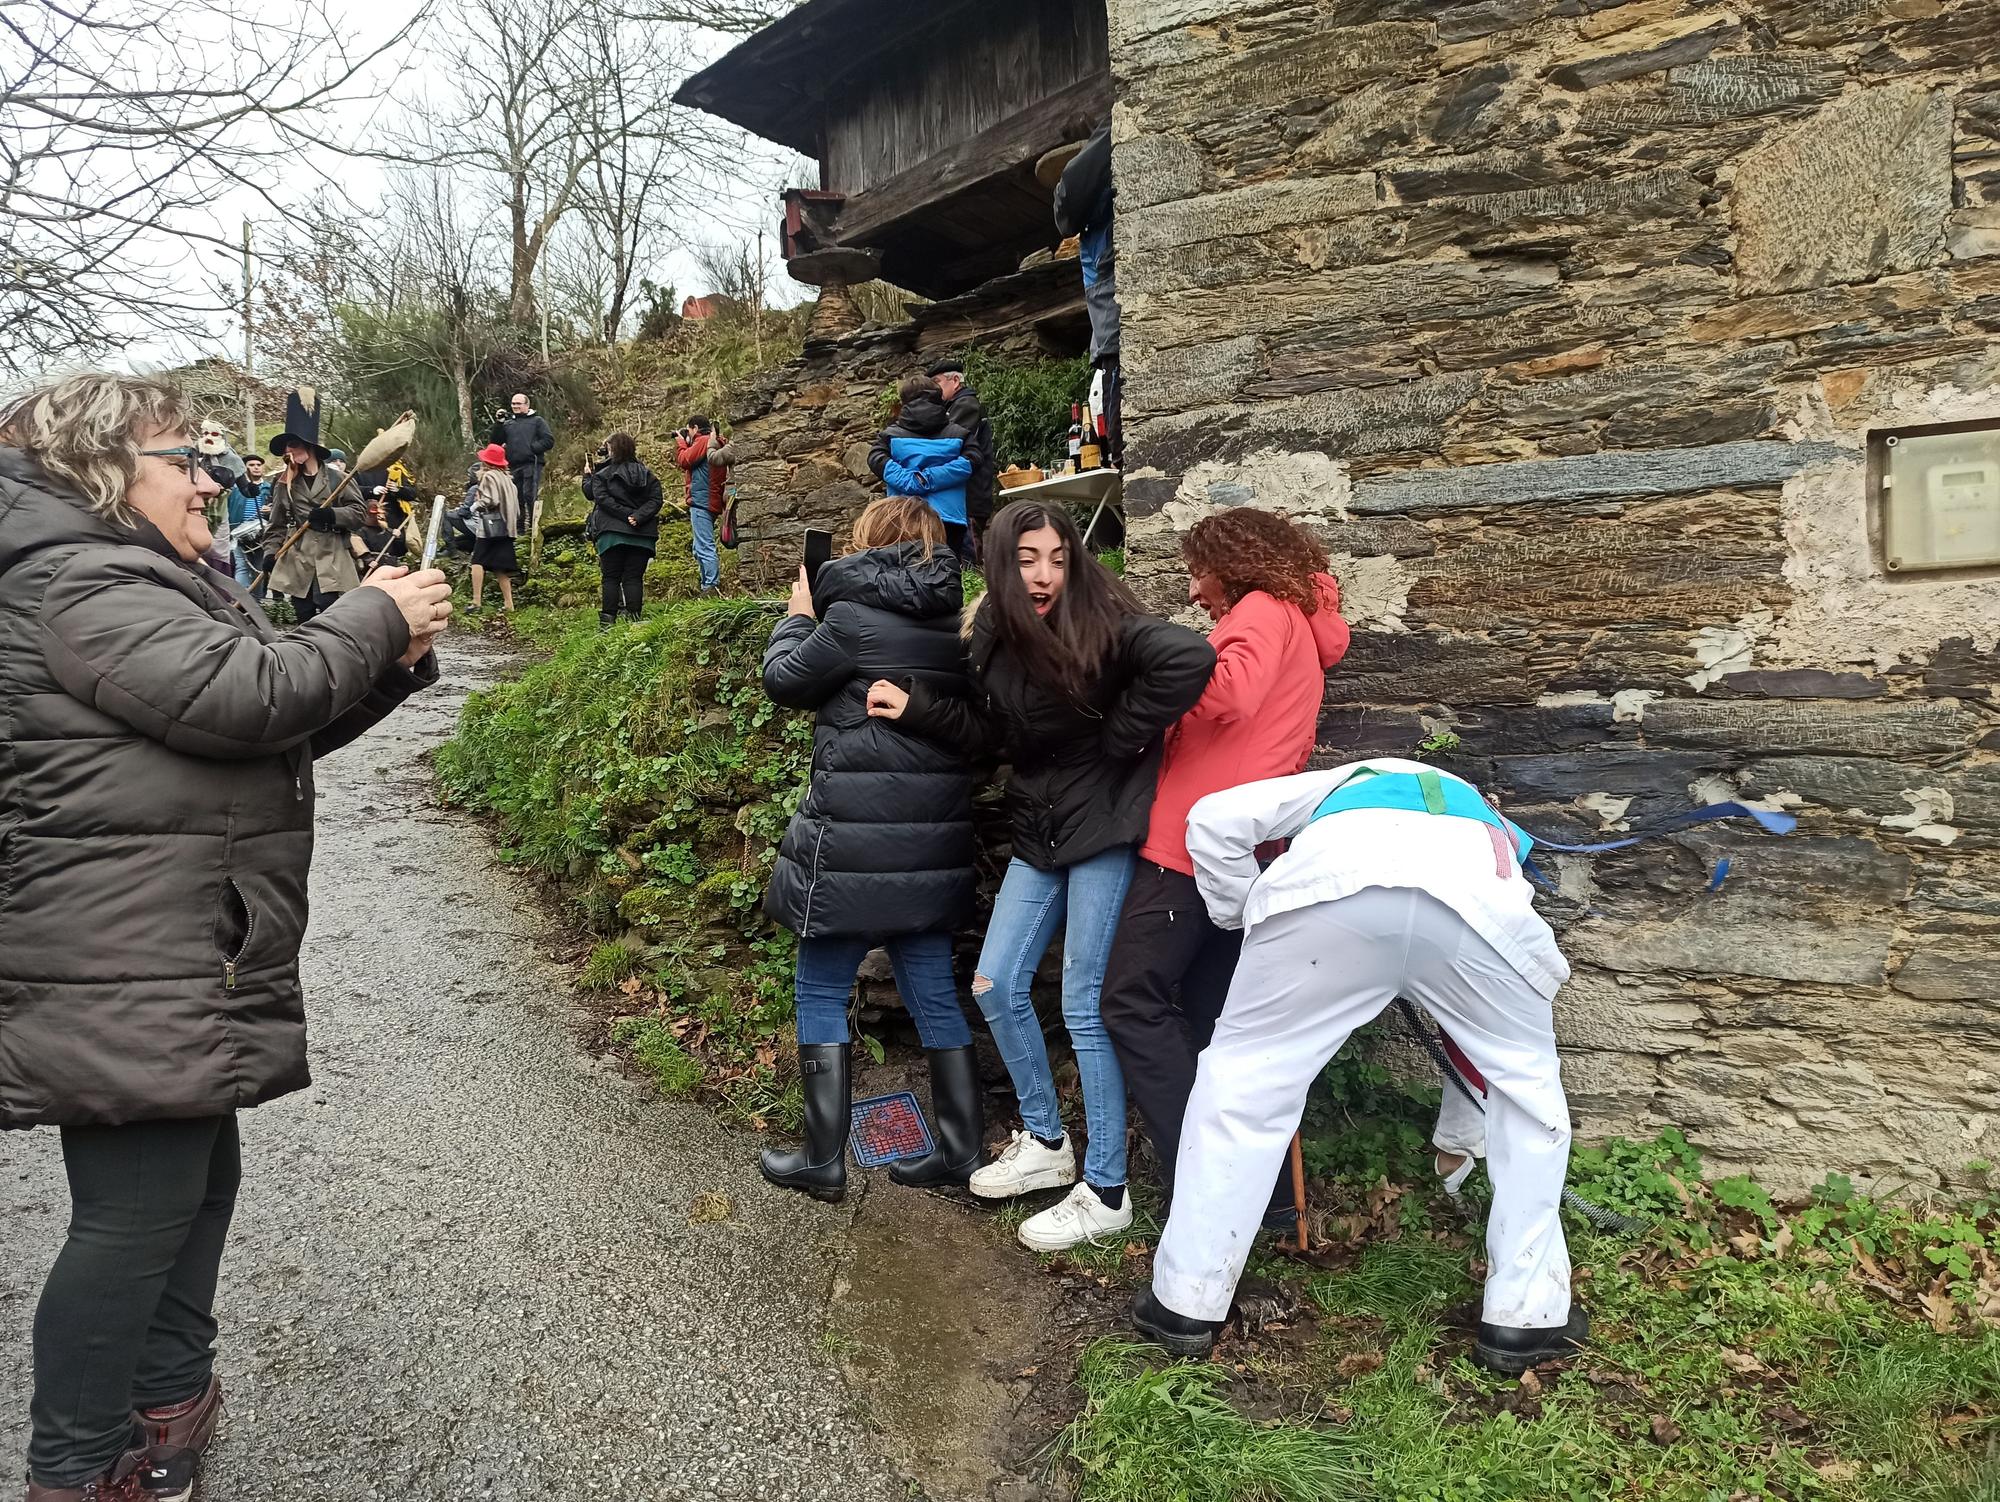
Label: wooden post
xmin=1289 ymin=1132 xmax=1308 ymax=1253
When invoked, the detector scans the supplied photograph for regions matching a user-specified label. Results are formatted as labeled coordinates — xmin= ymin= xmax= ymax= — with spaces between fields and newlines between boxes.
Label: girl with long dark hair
xmin=867 ymin=500 xmax=1213 ymax=1251
xmin=758 ymin=498 xmax=983 ymax=1201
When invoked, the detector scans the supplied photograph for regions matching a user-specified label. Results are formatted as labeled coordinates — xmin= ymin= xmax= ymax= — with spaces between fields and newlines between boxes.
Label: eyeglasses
xmin=139 ymin=446 xmax=204 ymax=482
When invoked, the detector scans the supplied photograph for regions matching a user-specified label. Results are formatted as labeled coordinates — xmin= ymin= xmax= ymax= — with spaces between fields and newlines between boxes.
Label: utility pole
xmin=241 ymin=219 xmax=255 ymax=454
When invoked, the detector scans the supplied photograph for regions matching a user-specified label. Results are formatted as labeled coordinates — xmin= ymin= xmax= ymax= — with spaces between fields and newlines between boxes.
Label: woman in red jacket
xmin=1100 ymin=508 xmax=1349 ymax=1214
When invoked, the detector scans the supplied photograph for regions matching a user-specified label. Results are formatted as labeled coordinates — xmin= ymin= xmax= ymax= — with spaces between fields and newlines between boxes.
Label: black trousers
xmin=290 ymin=583 xmax=339 ymax=624
xmin=29 ymin=1116 xmax=240 ymax=1487
xmin=599 ymin=544 xmax=649 ymax=620
xmin=1101 ymin=863 xmax=1292 ymax=1211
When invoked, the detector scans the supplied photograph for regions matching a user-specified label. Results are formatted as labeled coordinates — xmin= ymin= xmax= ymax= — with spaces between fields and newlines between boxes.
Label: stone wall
xmin=722 ymin=263 xmax=1088 ymax=586
xmin=1110 ymin=0 xmax=2000 ymax=1193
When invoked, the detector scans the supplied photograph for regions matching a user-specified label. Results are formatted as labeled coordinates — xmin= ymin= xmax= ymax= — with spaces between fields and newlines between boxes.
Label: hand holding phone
xmin=803 ymin=527 xmax=834 ymax=591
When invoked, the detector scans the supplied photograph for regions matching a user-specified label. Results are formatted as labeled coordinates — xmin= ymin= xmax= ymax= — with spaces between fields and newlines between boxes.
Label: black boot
xmin=1130 ymin=1287 xmax=1224 ymax=1359
xmin=1474 ymin=1304 xmax=1590 ymax=1374
xmin=598 ymin=613 xmax=616 ymax=632
xmin=761 ymin=1044 xmax=850 ymax=1203
xmin=889 ymin=1046 xmax=984 ymax=1188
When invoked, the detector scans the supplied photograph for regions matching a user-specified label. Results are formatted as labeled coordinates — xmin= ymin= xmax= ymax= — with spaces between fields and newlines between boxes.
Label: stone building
xmin=1113 ymin=0 xmax=2000 ymax=1193
xmin=691 ymin=0 xmax=2000 ymax=1192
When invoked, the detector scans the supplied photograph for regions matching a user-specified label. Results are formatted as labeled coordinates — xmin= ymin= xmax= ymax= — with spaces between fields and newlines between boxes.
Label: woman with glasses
xmin=0 ymin=373 xmax=453 ymax=1501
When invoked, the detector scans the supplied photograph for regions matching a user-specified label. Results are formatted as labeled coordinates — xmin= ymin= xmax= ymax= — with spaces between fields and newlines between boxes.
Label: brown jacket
xmin=266 ymin=461 xmax=367 ymax=596
xmin=0 ymin=448 xmax=432 ymax=1128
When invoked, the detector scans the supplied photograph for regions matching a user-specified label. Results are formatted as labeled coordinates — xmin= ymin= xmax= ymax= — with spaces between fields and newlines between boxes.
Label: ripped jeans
xmin=972 ymin=848 xmax=1135 ymax=1188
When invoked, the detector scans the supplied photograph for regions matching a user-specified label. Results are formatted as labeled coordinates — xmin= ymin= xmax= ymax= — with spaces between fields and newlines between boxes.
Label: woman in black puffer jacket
xmin=865 ymin=500 xmax=1215 ymax=1254
xmin=581 ymin=431 xmax=665 ymax=627
xmin=758 ymin=497 xmax=980 ymax=1201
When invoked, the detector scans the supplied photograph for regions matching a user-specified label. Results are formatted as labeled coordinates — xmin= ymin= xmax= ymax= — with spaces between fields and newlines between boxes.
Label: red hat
xmin=477 ymin=443 xmax=508 ymax=467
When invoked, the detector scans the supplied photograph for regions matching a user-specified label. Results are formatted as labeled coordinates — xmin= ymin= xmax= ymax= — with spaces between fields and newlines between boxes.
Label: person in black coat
xmin=867 ymin=499 xmax=1215 ymax=1253
xmin=487 ymin=392 xmax=556 ymax=535
xmin=758 ymin=497 xmax=983 ymax=1202
xmin=581 ymin=431 xmax=665 ymax=627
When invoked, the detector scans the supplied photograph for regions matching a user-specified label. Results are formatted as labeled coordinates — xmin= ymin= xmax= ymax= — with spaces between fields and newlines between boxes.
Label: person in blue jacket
xmin=228 ymin=454 xmax=273 ymax=597
xmin=868 ymin=377 xmax=974 ymax=560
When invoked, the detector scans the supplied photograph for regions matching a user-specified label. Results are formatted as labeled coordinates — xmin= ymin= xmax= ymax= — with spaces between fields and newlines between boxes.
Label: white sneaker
xmin=1018 ymin=1181 xmax=1134 ymax=1252
xmin=968 ymin=1129 xmax=1076 ymax=1200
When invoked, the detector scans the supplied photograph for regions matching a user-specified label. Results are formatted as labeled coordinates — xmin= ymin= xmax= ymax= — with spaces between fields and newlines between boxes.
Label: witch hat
xmin=270 ymin=386 xmax=329 ymax=460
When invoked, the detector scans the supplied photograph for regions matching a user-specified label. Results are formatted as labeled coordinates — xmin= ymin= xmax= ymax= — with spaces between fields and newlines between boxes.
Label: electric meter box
xmin=1870 ymin=418 xmax=2000 ymax=576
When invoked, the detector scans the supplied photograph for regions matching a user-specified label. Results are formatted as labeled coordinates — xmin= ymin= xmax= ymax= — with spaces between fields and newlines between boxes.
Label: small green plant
xmin=609 ymin=1016 xmax=703 ymax=1097
xmin=1418 ymin=728 xmax=1463 ymax=755
xmin=579 ymin=942 xmax=644 ymax=992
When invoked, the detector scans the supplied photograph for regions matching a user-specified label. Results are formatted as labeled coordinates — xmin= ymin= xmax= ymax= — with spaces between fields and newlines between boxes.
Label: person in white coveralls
xmin=1128 ymin=757 xmax=1588 ymax=1375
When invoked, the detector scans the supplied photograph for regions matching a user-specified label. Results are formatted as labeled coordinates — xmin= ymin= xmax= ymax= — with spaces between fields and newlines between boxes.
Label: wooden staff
xmin=1290 ymin=1132 xmax=1309 ymax=1252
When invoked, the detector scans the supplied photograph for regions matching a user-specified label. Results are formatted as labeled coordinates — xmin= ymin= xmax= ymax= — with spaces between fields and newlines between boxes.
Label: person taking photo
xmin=0 ymin=372 xmax=452 ymax=1502
xmin=758 ymin=498 xmax=982 ymax=1200
xmin=866 ymin=500 xmax=1214 ymax=1252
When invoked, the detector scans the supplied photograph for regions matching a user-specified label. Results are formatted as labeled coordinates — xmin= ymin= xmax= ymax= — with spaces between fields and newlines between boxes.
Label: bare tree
xmin=0 ymin=0 xmax=422 ymax=373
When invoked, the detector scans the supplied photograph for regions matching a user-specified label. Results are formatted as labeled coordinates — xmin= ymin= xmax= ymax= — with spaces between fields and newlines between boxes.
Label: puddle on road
xmin=828 ymin=1179 xmax=1070 ymax=1501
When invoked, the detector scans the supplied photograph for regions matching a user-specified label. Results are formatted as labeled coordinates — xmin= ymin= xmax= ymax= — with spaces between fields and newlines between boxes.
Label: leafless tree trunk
xmin=0 ymin=0 xmax=422 ymax=374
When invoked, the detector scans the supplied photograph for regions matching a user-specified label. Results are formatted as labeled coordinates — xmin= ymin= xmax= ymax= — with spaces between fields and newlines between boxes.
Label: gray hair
xmin=1 ymin=372 xmax=189 ymax=528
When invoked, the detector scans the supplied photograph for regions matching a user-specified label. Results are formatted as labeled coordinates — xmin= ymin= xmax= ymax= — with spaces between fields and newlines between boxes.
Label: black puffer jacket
xmin=582 ymin=459 xmax=665 ymax=542
xmin=0 ymin=448 xmax=433 ymax=1129
xmin=900 ymin=599 xmax=1214 ymax=870
xmin=762 ymin=543 xmax=976 ymax=939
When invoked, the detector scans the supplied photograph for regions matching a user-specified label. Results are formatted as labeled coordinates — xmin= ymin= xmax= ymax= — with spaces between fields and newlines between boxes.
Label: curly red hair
xmin=1181 ymin=508 xmax=1328 ymax=614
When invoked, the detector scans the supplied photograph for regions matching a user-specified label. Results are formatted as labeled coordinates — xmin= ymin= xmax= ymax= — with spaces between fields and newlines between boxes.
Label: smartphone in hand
xmin=803 ymin=528 xmax=834 ymax=592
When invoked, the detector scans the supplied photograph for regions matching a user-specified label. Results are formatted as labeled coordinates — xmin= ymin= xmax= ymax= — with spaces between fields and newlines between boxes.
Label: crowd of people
xmin=756 ymin=492 xmax=1587 ymax=1376
xmin=0 ymin=355 xmax=1587 ymax=1497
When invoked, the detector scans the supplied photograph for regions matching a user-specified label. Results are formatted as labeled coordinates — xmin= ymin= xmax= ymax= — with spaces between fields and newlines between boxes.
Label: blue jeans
xmin=974 ymin=847 xmax=1135 ymax=1188
xmin=231 ymin=548 xmax=265 ymax=600
xmin=689 ymin=504 xmax=720 ymax=589
xmin=794 ymin=932 xmax=973 ymax=1050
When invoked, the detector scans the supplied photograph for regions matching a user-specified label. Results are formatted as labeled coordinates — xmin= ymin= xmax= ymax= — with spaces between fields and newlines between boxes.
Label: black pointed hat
xmin=270 ymin=386 xmax=329 ymax=460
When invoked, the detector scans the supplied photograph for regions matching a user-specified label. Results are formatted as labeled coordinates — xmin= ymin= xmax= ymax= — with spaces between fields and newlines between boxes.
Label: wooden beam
xmin=829 ymin=73 xmax=1109 ymax=251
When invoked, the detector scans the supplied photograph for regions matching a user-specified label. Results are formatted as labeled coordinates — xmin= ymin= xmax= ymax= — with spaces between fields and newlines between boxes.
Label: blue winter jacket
xmin=883 ymin=436 xmax=972 ymax=527
xmin=228 ymin=478 xmax=271 ymax=529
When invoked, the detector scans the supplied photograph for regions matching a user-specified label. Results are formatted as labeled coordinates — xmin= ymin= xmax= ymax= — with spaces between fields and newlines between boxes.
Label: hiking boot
xmin=1474 ymin=1304 xmax=1590 ymax=1375
xmin=25 ymin=1448 xmax=162 ymax=1502
xmin=968 ymin=1129 xmax=1074 ymax=1200
xmin=131 ymin=1373 xmax=222 ymax=1498
xmin=1017 ymin=1181 xmax=1133 ymax=1252
xmin=889 ymin=1047 xmax=984 ymax=1189
xmin=1130 ymin=1287 xmax=1223 ymax=1359
xmin=761 ymin=1044 xmax=849 ymax=1203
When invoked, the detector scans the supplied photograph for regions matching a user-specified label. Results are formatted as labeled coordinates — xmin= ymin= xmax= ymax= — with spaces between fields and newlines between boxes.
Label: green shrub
xmin=438 ymin=595 xmax=812 ymax=1114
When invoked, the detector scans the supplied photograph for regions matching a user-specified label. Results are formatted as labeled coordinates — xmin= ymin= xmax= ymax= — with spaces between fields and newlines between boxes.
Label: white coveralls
xmin=1151 ymin=758 xmax=1575 ymax=1331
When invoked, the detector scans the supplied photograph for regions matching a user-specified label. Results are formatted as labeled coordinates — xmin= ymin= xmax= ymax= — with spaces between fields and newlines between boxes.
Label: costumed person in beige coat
xmin=263 ymin=389 xmax=365 ymax=623
xmin=467 ymin=442 xmax=520 ymax=613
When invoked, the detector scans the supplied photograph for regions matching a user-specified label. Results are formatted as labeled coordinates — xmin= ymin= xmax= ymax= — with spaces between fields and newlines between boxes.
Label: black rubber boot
xmin=889 ymin=1046 xmax=985 ymax=1188
xmin=1474 ymin=1304 xmax=1590 ymax=1374
xmin=761 ymin=1044 xmax=850 ymax=1203
xmin=1130 ymin=1287 xmax=1224 ymax=1359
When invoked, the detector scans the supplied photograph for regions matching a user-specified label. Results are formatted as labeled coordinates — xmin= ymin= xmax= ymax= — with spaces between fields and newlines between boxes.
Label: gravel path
xmin=1 ymin=634 xmax=910 ymax=1502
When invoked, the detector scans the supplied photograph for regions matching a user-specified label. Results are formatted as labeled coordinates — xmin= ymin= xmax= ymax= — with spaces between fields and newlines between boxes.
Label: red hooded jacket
xmin=1139 ymin=573 xmax=1351 ymax=876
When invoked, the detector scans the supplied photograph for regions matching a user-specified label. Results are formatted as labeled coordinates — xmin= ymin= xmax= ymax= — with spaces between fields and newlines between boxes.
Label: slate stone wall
xmin=1110 ymin=0 xmax=2000 ymax=1193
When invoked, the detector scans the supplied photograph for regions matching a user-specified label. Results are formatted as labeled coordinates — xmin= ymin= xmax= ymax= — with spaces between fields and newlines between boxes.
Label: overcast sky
xmin=127 ymin=0 xmax=810 ymax=374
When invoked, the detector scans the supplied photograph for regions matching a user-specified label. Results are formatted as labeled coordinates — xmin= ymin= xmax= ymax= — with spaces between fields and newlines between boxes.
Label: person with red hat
xmin=467 ymin=443 xmax=520 ymax=614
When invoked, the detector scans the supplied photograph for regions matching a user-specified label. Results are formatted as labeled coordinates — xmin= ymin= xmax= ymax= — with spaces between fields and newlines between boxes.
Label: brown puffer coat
xmin=0 ymin=447 xmax=433 ymax=1128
